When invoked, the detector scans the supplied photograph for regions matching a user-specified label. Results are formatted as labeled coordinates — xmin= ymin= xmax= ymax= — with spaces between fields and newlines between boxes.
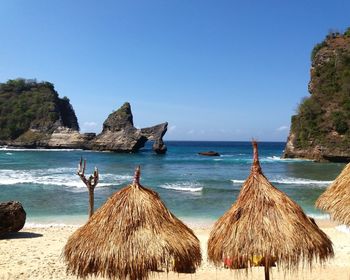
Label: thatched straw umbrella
xmin=64 ymin=166 xmax=201 ymax=280
xmin=316 ymin=162 xmax=350 ymax=226
xmin=208 ymin=141 xmax=333 ymax=280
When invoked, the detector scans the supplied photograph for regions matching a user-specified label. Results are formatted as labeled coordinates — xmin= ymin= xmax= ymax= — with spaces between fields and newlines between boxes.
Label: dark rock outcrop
xmin=283 ymin=28 xmax=350 ymax=162
xmin=58 ymin=97 xmax=80 ymax=130
xmin=0 ymin=79 xmax=79 ymax=135
xmin=0 ymin=79 xmax=82 ymax=148
xmin=0 ymin=79 xmax=168 ymax=153
xmin=0 ymin=201 xmax=26 ymax=236
xmin=141 ymin=122 xmax=168 ymax=154
xmin=90 ymin=103 xmax=168 ymax=153
xmin=153 ymin=139 xmax=168 ymax=154
xmin=198 ymin=151 xmax=220 ymax=156
xmin=102 ymin=102 xmax=134 ymax=132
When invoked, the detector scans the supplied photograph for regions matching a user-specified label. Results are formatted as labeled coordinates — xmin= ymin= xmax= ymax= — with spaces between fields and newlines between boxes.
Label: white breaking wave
xmin=231 ymin=179 xmax=246 ymax=184
xmin=231 ymin=177 xmax=333 ymax=186
xmin=308 ymin=213 xmax=330 ymax=220
xmin=159 ymin=182 xmax=203 ymax=192
xmin=0 ymin=147 xmax=82 ymax=152
xmin=220 ymin=154 xmax=235 ymax=157
xmin=263 ymin=156 xmax=311 ymax=162
xmin=0 ymin=168 xmax=133 ymax=189
xmin=212 ymin=155 xmax=310 ymax=163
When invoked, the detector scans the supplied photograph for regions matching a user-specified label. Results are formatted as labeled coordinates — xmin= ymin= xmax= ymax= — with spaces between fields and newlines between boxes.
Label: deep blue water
xmin=0 ymin=141 xmax=344 ymax=225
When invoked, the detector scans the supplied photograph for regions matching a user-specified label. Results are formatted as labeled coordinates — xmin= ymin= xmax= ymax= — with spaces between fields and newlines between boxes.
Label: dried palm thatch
xmin=64 ymin=166 xmax=201 ymax=280
xmin=316 ymin=162 xmax=350 ymax=226
xmin=208 ymin=141 xmax=333 ymax=280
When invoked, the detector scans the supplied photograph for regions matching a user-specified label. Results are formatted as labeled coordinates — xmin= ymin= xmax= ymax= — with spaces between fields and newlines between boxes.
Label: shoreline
xmin=1 ymin=219 xmax=350 ymax=280
xmin=24 ymin=214 xmax=333 ymax=229
xmin=24 ymin=216 xmax=218 ymax=229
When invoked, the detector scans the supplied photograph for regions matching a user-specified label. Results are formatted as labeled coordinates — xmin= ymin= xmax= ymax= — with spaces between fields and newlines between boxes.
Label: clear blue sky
xmin=0 ymin=1 xmax=349 ymax=141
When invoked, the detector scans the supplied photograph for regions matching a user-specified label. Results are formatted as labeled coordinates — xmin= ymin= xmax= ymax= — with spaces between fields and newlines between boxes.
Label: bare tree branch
xmin=77 ymin=157 xmax=99 ymax=218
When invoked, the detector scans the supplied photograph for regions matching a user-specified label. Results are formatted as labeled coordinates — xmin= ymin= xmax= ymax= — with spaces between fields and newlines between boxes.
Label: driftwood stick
xmin=77 ymin=158 xmax=99 ymax=218
xmin=133 ymin=166 xmax=141 ymax=186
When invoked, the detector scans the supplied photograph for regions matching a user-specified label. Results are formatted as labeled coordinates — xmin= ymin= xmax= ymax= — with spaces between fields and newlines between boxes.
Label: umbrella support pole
xmin=264 ymin=265 xmax=270 ymax=280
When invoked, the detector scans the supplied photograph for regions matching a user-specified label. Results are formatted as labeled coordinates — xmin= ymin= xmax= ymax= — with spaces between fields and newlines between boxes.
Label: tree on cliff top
xmin=292 ymin=28 xmax=350 ymax=149
xmin=0 ymin=78 xmax=79 ymax=140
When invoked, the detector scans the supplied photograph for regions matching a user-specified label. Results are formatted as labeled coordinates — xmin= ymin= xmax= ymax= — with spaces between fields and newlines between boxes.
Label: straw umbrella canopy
xmin=208 ymin=141 xmax=333 ymax=280
xmin=316 ymin=162 xmax=350 ymax=226
xmin=64 ymin=166 xmax=201 ymax=280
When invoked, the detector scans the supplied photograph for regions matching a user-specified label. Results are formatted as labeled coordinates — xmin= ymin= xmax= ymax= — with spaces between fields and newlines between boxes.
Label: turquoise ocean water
xmin=0 ymin=141 xmax=345 ymax=226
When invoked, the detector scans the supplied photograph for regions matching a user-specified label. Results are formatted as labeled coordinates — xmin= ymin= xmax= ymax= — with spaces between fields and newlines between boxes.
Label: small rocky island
xmin=198 ymin=151 xmax=220 ymax=156
xmin=283 ymin=28 xmax=350 ymax=162
xmin=0 ymin=79 xmax=167 ymax=154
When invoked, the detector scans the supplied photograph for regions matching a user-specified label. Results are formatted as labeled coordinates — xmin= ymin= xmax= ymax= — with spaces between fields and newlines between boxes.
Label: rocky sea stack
xmin=0 ymin=79 xmax=167 ymax=153
xmin=90 ymin=102 xmax=168 ymax=153
xmin=283 ymin=28 xmax=350 ymax=162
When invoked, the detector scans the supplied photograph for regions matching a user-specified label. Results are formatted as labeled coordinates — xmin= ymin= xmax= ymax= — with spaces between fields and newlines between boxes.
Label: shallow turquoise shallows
xmin=0 ymin=141 xmax=344 ymax=226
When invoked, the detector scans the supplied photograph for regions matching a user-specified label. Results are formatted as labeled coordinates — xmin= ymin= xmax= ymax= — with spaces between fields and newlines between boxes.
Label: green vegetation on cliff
xmin=291 ymin=28 xmax=350 ymax=151
xmin=0 ymin=79 xmax=79 ymax=140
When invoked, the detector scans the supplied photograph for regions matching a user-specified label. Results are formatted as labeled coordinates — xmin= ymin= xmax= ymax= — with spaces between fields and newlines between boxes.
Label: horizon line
xmin=158 ymin=139 xmax=287 ymax=143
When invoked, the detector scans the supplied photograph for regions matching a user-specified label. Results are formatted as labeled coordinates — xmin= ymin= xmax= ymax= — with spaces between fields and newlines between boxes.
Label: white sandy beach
xmin=1 ymin=220 xmax=350 ymax=280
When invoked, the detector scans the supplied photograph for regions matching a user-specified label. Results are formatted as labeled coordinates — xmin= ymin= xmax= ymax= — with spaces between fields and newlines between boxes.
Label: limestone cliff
xmin=283 ymin=28 xmax=350 ymax=162
xmin=141 ymin=123 xmax=168 ymax=154
xmin=0 ymin=79 xmax=81 ymax=148
xmin=91 ymin=102 xmax=168 ymax=153
xmin=0 ymin=79 xmax=168 ymax=153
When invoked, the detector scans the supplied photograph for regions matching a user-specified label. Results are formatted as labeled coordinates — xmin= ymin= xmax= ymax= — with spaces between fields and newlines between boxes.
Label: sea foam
xmin=159 ymin=182 xmax=203 ymax=192
xmin=0 ymin=168 xmax=132 ymax=189
xmin=307 ymin=213 xmax=330 ymax=220
xmin=264 ymin=156 xmax=311 ymax=162
xmin=212 ymin=155 xmax=311 ymax=164
xmin=0 ymin=147 xmax=82 ymax=152
xmin=231 ymin=177 xmax=333 ymax=186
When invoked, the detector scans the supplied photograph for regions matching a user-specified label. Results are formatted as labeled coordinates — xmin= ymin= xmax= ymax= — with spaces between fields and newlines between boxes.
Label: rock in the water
xmin=141 ymin=122 xmax=168 ymax=154
xmin=0 ymin=79 xmax=168 ymax=153
xmin=101 ymin=102 xmax=134 ymax=132
xmin=92 ymin=129 xmax=148 ymax=152
xmin=47 ymin=127 xmax=95 ymax=149
xmin=0 ymin=80 xmax=80 ymax=145
xmin=91 ymin=103 xmax=168 ymax=153
xmin=198 ymin=151 xmax=220 ymax=156
xmin=153 ymin=138 xmax=167 ymax=154
xmin=91 ymin=102 xmax=147 ymax=152
xmin=141 ymin=122 xmax=168 ymax=140
xmin=0 ymin=201 xmax=26 ymax=236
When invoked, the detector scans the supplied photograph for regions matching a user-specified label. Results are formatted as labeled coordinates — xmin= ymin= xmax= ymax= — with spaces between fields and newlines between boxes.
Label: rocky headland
xmin=89 ymin=102 xmax=168 ymax=153
xmin=0 ymin=79 xmax=167 ymax=153
xmin=283 ymin=28 xmax=350 ymax=162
